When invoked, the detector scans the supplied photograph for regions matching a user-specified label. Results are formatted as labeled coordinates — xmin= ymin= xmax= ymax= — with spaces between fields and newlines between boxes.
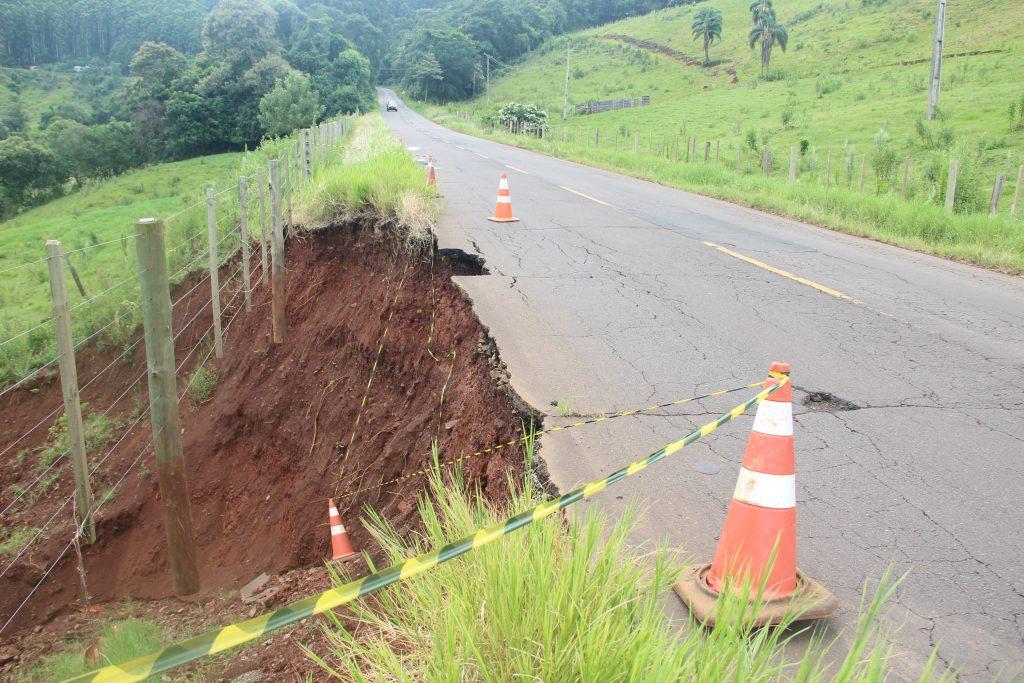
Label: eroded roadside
xmin=0 ymin=220 xmax=541 ymax=679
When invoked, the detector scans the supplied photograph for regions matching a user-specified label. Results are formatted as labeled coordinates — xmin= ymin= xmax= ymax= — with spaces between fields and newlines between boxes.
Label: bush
xmin=186 ymin=364 xmax=219 ymax=405
xmin=815 ymin=73 xmax=843 ymax=97
xmin=496 ymin=102 xmax=547 ymax=135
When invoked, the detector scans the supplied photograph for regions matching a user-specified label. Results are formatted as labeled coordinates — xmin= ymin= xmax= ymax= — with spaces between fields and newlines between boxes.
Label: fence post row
xmin=238 ymin=178 xmax=252 ymax=312
xmin=45 ymin=240 xmax=96 ymax=545
xmin=269 ymin=160 xmax=286 ymax=344
xmin=133 ymin=217 xmax=200 ymax=596
xmin=205 ymin=188 xmax=224 ymax=359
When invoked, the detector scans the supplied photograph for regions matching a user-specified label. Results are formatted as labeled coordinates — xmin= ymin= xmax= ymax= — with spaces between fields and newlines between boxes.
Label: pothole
xmin=798 ymin=389 xmax=860 ymax=412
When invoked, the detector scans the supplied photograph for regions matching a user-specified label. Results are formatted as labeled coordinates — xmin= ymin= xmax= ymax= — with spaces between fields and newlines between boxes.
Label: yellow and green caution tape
xmin=68 ymin=373 xmax=788 ymax=682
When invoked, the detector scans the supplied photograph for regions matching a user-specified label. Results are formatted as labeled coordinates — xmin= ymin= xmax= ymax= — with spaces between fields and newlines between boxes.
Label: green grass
xmin=0 ymin=525 xmax=36 ymax=558
xmin=307 ymin=444 xmax=949 ymax=680
xmin=0 ymin=67 xmax=107 ymax=134
xmin=186 ymin=364 xmax=219 ymax=406
xmin=14 ymin=617 xmax=167 ymax=682
xmin=294 ymin=114 xmax=436 ymax=240
xmin=418 ymin=0 xmax=1024 ymax=273
xmin=0 ymin=123 xmax=317 ymax=386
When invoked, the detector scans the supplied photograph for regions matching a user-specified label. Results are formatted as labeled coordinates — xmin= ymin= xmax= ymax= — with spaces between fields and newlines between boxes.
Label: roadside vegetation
xmin=294 ymin=114 xmax=437 ymax=241
xmin=415 ymin=0 xmax=1024 ymax=273
xmin=310 ymin=445 xmax=948 ymax=680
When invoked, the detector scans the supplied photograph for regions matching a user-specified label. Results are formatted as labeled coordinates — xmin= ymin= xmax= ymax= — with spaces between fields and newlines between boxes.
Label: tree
xmin=130 ymin=41 xmax=188 ymax=101
xmin=258 ymin=72 xmax=322 ymax=137
xmin=399 ymin=29 xmax=479 ymax=102
xmin=749 ymin=0 xmax=788 ymax=76
xmin=0 ymin=137 xmax=66 ymax=214
xmin=200 ymin=0 xmax=279 ymax=72
xmin=692 ymin=7 xmax=723 ymax=66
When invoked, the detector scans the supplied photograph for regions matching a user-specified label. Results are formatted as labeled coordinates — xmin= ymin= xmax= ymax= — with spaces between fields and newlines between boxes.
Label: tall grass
xmin=306 ymin=445 xmax=949 ymax=681
xmin=294 ymin=115 xmax=436 ymax=241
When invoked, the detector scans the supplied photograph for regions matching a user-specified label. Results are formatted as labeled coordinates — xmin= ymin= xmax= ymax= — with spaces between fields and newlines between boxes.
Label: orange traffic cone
xmin=426 ymin=155 xmax=437 ymax=186
xmin=328 ymin=499 xmax=356 ymax=561
xmin=674 ymin=362 xmax=836 ymax=626
xmin=487 ymin=173 xmax=519 ymax=222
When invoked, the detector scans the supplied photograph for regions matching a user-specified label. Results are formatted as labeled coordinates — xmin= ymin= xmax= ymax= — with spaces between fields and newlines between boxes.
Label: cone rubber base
xmin=330 ymin=551 xmax=360 ymax=563
xmin=487 ymin=216 xmax=519 ymax=222
xmin=674 ymin=563 xmax=837 ymax=627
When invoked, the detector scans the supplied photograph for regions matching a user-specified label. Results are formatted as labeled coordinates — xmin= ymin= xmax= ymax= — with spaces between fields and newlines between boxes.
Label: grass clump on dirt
xmin=14 ymin=617 xmax=167 ymax=682
xmin=0 ymin=525 xmax=36 ymax=558
xmin=307 ymin=447 xmax=947 ymax=681
xmin=186 ymin=364 xmax=219 ymax=406
xmin=294 ymin=115 xmax=436 ymax=242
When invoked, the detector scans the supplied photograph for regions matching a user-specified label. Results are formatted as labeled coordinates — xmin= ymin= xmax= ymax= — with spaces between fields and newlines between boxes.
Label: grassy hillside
xmin=0 ymin=152 xmax=243 ymax=383
xmin=420 ymin=0 xmax=1024 ymax=272
xmin=0 ymin=67 xmax=119 ymax=132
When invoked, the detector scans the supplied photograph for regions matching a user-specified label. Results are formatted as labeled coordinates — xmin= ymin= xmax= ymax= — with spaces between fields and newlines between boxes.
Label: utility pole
xmin=486 ymin=55 xmax=491 ymax=105
xmin=926 ymin=0 xmax=947 ymax=120
xmin=562 ymin=48 xmax=570 ymax=121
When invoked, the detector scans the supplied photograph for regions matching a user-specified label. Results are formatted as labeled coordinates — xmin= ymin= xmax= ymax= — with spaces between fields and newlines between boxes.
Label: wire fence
xmin=0 ymin=116 xmax=351 ymax=639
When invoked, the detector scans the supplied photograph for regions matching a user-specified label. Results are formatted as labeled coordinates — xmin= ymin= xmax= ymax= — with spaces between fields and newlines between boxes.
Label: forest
xmin=0 ymin=0 xmax=689 ymax=217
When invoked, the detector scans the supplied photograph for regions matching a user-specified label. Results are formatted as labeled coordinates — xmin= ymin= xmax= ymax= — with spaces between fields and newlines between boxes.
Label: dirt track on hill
xmin=0 ymin=221 xmax=531 ymax=645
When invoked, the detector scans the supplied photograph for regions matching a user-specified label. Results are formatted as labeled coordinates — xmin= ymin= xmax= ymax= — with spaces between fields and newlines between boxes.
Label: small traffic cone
xmin=426 ymin=156 xmax=437 ymax=187
xmin=487 ymin=174 xmax=519 ymax=222
xmin=674 ymin=362 xmax=837 ymax=627
xmin=328 ymin=499 xmax=357 ymax=561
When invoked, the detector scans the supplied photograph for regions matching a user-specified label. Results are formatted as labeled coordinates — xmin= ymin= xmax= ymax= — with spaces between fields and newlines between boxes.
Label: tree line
xmin=0 ymin=0 xmax=376 ymax=218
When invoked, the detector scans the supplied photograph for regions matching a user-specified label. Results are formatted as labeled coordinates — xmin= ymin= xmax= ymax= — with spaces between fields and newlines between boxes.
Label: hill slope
xmin=454 ymin=0 xmax=1023 ymax=210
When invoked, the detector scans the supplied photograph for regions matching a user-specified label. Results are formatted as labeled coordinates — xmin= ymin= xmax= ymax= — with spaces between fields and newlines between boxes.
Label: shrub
xmin=496 ymin=103 xmax=547 ymax=135
xmin=815 ymin=73 xmax=843 ymax=97
xmin=187 ymin=364 xmax=219 ymax=405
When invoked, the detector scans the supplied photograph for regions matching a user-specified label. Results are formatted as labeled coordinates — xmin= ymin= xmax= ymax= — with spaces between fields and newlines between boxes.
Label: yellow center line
xmin=474 ymin=152 xmax=489 ymax=159
xmin=560 ymin=185 xmax=614 ymax=208
xmin=703 ymin=241 xmax=863 ymax=303
xmin=505 ymin=164 xmax=530 ymax=174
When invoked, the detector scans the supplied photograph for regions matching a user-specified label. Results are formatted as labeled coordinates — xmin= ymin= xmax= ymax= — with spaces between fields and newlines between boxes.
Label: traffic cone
xmin=487 ymin=174 xmax=519 ymax=222
xmin=328 ymin=499 xmax=357 ymax=561
xmin=426 ymin=156 xmax=437 ymax=187
xmin=674 ymin=362 xmax=837 ymax=627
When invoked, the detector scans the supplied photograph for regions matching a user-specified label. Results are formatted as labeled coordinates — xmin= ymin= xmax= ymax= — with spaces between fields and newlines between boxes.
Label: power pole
xmin=562 ymin=48 xmax=570 ymax=121
xmin=926 ymin=0 xmax=947 ymax=120
xmin=486 ymin=55 xmax=491 ymax=105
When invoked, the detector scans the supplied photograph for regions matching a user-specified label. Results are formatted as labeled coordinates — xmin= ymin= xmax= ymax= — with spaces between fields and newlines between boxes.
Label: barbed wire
xmin=0 ymin=317 xmax=55 ymax=349
xmin=68 ymin=272 xmax=140 ymax=313
xmin=0 ymin=256 xmax=48 ymax=276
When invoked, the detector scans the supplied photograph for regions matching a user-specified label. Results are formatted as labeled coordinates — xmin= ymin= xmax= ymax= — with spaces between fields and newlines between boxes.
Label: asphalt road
xmin=379 ymin=89 xmax=1024 ymax=680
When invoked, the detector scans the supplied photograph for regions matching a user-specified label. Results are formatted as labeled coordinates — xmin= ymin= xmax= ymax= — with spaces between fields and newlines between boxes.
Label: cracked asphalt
xmin=380 ymin=90 xmax=1024 ymax=680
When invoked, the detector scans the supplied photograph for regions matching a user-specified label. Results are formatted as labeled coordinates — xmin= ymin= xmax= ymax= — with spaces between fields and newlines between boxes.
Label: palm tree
xmin=749 ymin=0 xmax=788 ymax=76
xmin=691 ymin=7 xmax=723 ymax=66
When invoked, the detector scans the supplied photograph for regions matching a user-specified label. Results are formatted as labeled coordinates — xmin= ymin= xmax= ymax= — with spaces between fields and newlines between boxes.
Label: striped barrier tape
xmin=67 ymin=373 xmax=788 ymax=682
xmin=338 ymin=379 xmax=768 ymax=501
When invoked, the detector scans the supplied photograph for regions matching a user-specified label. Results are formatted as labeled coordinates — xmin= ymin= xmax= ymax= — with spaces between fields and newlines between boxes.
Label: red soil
xmin=0 ymin=222 xmax=530 ymax=661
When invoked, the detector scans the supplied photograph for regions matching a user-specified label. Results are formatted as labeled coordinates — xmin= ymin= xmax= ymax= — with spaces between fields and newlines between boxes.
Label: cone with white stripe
xmin=426 ymin=155 xmax=437 ymax=187
xmin=328 ymin=499 xmax=357 ymax=561
xmin=487 ymin=173 xmax=519 ymax=222
xmin=674 ymin=362 xmax=836 ymax=627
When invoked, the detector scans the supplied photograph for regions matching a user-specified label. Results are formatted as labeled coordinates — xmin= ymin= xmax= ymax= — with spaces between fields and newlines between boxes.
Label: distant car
xmin=386 ymin=100 xmax=398 ymax=112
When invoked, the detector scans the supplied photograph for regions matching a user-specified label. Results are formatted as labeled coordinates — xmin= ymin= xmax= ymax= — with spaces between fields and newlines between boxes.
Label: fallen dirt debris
xmin=0 ymin=220 xmax=535 ymax=677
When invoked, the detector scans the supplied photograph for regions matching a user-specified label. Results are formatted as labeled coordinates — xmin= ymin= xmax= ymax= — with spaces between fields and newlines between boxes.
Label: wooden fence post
xmin=825 ymin=151 xmax=832 ymax=190
xmin=858 ymin=155 xmax=867 ymax=192
xmin=715 ymin=140 xmax=720 ymax=163
xmin=945 ymin=158 xmax=959 ymax=213
xmin=736 ymin=145 xmax=743 ymax=173
xmin=788 ymin=146 xmax=798 ymax=184
xmin=303 ymin=130 xmax=313 ymax=180
xmin=763 ymin=147 xmax=771 ymax=175
xmin=989 ymin=175 xmax=1005 ymax=217
xmin=1012 ymin=164 xmax=1024 ymax=218
xmin=238 ymin=177 xmax=252 ymax=312
xmin=45 ymin=240 xmax=95 ymax=545
xmin=689 ymin=137 xmax=696 ymax=163
xmin=133 ymin=217 xmax=200 ymax=596
xmin=205 ymin=188 xmax=224 ymax=359
xmin=269 ymin=160 xmax=286 ymax=344
xmin=704 ymin=141 xmax=711 ymax=163
xmin=285 ymin=150 xmax=293 ymax=229
xmin=257 ymin=168 xmax=269 ymax=285
xmin=633 ymin=131 xmax=639 ymax=154
xmin=595 ymin=128 xmax=600 ymax=148
xmin=901 ymin=158 xmax=911 ymax=198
